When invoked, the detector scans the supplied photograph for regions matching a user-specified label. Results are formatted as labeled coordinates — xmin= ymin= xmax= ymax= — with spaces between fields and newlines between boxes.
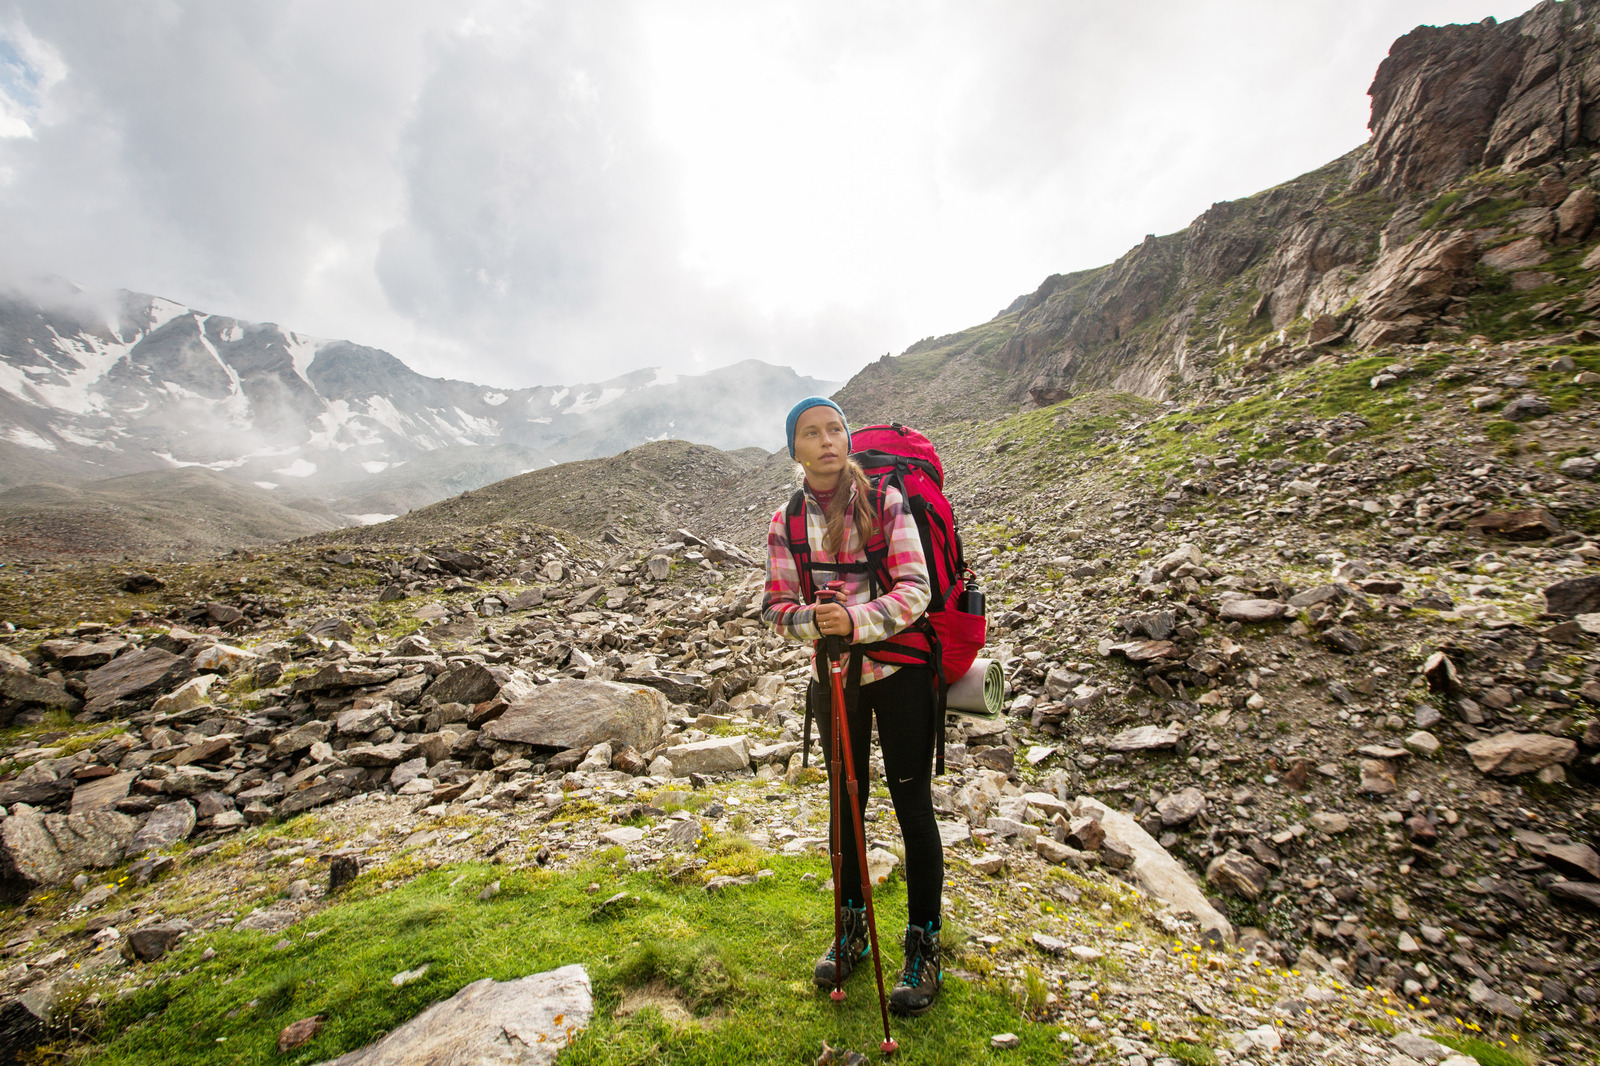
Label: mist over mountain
xmin=0 ymin=279 xmax=837 ymax=525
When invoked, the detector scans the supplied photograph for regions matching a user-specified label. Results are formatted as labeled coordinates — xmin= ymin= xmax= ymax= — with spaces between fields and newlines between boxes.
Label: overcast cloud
xmin=0 ymin=1 xmax=1540 ymax=388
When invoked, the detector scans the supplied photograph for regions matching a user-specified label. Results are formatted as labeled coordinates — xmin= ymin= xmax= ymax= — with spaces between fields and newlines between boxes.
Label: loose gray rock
xmin=1157 ymin=787 xmax=1206 ymax=827
xmin=1319 ymin=626 xmax=1365 ymax=655
xmin=1544 ymin=574 xmax=1600 ymax=617
xmin=1206 ymin=850 xmax=1270 ymax=900
xmin=127 ymin=800 xmax=197 ymax=855
xmin=314 ymin=964 xmax=592 ymax=1065
xmin=1105 ymin=726 xmax=1182 ymax=752
xmin=123 ymin=921 xmax=189 ymax=962
xmin=83 ymin=647 xmax=192 ymax=713
xmin=269 ymin=720 xmax=334 ymax=759
xmin=1500 ymin=395 xmax=1552 ymax=421
xmin=0 ymin=806 xmax=138 ymax=900
xmin=1219 ymin=598 xmax=1287 ymax=623
xmin=484 ymin=680 xmax=669 ymax=753
xmin=1465 ymin=732 xmax=1578 ymax=776
xmin=426 ymin=663 xmax=501 ymax=706
xmin=666 ymin=736 xmax=750 ymax=776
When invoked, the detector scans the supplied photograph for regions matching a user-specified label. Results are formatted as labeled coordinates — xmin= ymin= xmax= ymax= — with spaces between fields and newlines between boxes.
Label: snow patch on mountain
xmin=563 ymin=387 xmax=624 ymax=415
xmin=155 ymin=452 xmax=251 ymax=471
xmin=284 ymin=331 xmax=322 ymax=381
xmin=6 ymin=427 xmax=55 ymax=450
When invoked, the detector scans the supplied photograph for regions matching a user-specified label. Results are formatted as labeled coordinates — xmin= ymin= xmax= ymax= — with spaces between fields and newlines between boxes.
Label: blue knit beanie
xmin=785 ymin=397 xmax=850 ymax=459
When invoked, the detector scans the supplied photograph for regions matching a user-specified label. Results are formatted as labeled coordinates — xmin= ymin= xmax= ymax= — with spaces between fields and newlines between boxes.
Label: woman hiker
xmin=761 ymin=396 xmax=944 ymax=1017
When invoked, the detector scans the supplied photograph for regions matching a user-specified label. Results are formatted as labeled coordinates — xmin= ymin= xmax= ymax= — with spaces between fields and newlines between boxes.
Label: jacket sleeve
xmin=845 ymin=485 xmax=930 ymax=644
xmin=761 ymin=506 xmax=821 ymax=641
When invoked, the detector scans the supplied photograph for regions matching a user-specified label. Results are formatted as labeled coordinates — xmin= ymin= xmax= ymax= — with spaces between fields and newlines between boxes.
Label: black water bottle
xmin=957 ymin=582 xmax=985 ymax=617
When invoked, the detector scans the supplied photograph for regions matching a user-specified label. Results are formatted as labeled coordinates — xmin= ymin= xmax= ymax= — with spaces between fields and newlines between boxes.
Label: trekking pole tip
xmin=881 ymin=1038 xmax=898 ymax=1055
xmin=830 ymin=988 xmax=846 ymax=1002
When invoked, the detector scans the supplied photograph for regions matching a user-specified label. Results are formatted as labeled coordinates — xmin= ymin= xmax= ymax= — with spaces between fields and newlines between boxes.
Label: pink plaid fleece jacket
xmin=761 ymin=481 xmax=931 ymax=684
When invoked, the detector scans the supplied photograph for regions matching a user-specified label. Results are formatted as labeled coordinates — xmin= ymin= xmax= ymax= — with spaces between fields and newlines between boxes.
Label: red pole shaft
xmin=828 ymin=651 xmax=895 ymax=1051
xmin=824 ymin=651 xmax=846 ymax=1000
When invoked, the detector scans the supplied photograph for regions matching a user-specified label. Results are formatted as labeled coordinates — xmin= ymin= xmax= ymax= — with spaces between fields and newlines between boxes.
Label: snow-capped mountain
xmin=0 ymin=278 xmax=838 ymax=518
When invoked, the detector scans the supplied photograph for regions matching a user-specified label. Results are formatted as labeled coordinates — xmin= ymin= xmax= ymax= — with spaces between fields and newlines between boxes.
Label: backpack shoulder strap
xmin=784 ymin=488 xmax=814 ymax=603
xmin=862 ymin=480 xmax=892 ymax=596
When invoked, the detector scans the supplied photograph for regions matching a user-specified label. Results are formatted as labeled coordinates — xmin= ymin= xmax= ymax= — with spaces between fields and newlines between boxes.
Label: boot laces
xmin=902 ymin=930 xmax=933 ymax=987
xmin=827 ymin=910 xmax=864 ymax=961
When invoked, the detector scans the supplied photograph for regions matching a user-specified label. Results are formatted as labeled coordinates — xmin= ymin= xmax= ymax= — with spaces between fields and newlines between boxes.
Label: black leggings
xmin=812 ymin=664 xmax=943 ymax=928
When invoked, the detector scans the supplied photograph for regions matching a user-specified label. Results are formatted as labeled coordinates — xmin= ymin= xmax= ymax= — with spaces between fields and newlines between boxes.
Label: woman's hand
xmin=815 ymin=601 xmax=852 ymax=639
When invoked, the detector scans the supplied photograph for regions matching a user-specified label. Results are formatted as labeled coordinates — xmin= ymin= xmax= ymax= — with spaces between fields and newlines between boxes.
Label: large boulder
xmin=1465 ymin=732 xmax=1578 ymax=776
xmin=1075 ymin=796 xmax=1232 ymax=943
xmin=1465 ymin=509 xmax=1561 ymax=540
xmin=0 ymin=662 xmax=82 ymax=723
xmin=83 ymin=647 xmax=192 ymax=715
xmin=426 ymin=663 xmax=501 ymax=706
xmin=150 ymin=675 xmax=219 ymax=716
xmin=1207 ymin=850 xmax=1271 ymax=901
xmin=314 ymin=964 xmax=591 ymax=1066
xmin=0 ymin=805 xmax=138 ymax=900
xmin=1544 ymin=574 xmax=1600 ymax=618
xmin=127 ymin=800 xmax=197 ymax=855
xmin=1351 ymin=229 xmax=1478 ymax=347
xmin=665 ymin=736 xmax=751 ymax=776
xmin=483 ymin=680 xmax=669 ymax=753
xmin=70 ymin=771 xmax=137 ymax=815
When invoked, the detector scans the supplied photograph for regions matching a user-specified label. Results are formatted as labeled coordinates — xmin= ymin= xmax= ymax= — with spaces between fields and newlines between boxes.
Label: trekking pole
xmin=817 ymin=582 xmax=897 ymax=1056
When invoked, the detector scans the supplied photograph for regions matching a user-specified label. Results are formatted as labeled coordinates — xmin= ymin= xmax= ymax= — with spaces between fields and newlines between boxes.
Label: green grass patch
xmin=1431 ymin=1031 xmax=1540 ymax=1066
xmin=1483 ymin=420 xmax=1520 ymax=443
xmin=77 ymin=856 xmax=1070 ymax=1065
xmin=1162 ymin=1039 xmax=1220 ymax=1066
xmin=1419 ymin=190 xmax=1465 ymax=230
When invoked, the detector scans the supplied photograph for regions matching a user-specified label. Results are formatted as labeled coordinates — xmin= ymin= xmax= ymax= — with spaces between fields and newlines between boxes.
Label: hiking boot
xmin=813 ymin=905 xmax=869 ymax=988
xmin=889 ymin=923 xmax=942 ymax=1016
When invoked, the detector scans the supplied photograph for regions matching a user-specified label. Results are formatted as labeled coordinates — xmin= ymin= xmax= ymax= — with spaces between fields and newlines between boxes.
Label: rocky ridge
xmin=838 ymin=0 xmax=1600 ymax=435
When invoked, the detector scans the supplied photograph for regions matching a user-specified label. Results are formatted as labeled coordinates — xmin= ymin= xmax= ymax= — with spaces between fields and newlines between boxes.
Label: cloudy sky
xmin=0 ymin=1 xmax=1539 ymax=389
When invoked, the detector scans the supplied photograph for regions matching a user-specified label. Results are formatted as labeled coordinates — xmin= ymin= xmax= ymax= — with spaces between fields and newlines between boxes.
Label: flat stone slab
xmin=294 ymin=664 xmax=401 ymax=693
xmin=70 ymin=772 xmax=136 ymax=816
xmin=1218 ymin=598 xmax=1287 ymax=622
xmin=127 ymin=800 xmax=197 ymax=855
xmin=84 ymin=647 xmax=192 ymax=710
xmin=936 ymin=820 xmax=971 ymax=848
xmin=665 ymin=736 xmax=750 ymax=776
xmin=1076 ymin=796 xmax=1232 ymax=943
xmin=1107 ymin=640 xmax=1183 ymax=663
xmin=316 ymin=964 xmax=592 ymax=1065
xmin=484 ymin=680 xmax=669 ymax=753
xmin=1105 ymin=726 xmax=1182 ymax=752
xmin=1465 ymin=732 xmax=1578 ymax=776
xmin=1544 ymin=574 xmax=1600 ymax=617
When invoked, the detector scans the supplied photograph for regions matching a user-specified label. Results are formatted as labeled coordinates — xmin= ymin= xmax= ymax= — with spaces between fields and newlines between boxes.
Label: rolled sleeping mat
xmin=945 ymin=657 xmax=1004 ymax=720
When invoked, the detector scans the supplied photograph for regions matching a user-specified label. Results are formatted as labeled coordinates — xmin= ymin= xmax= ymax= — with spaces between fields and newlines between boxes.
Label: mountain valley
xmin=1 ymin=4 xmax=1599 ymax=1065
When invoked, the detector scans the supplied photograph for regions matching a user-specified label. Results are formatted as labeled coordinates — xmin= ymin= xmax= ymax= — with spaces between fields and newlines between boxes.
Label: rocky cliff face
xmin=1362 ymin=0 xmax=1600 ymax=195
xmin=835 ymin=0 xmax=1600 ymax=423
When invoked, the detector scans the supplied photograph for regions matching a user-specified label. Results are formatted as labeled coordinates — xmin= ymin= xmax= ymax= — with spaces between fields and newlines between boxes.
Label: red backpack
xmin=785 ymin=423 xmax=986 ymax=772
